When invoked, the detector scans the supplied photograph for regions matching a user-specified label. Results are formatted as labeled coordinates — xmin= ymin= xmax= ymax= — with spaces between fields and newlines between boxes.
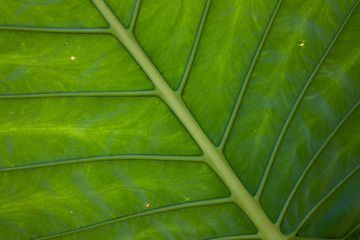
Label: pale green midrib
xmin=34 ymin=197 xmax=232 ymax=240
xmin=255 ymin=0 xmax=360 ymax=200
xmin=177 ymin=0 xmax=211 ymax=94
xmin=91 ymin=0 xmax=286 ymax=239
xmin=0 ymin=90 xmax=155 ymax=98
xmin=0 ymin=25 xmax=109 ymax=34
xmin=218 ymin=0 xmax=283 ymax=150
xmin=206 ymin=233 xmax=260 ymax=240
xmin=0 ymin=155 xmax=203 ymax=172
xmin=288 ymin=164 xmax=360 ymax=238
xmin=276 ymin=100 xmax=360 ymax=226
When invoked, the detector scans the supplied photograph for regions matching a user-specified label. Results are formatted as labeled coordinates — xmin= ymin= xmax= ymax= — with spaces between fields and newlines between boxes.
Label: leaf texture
xmin=0 ymin=0 xmax=359 ymax=239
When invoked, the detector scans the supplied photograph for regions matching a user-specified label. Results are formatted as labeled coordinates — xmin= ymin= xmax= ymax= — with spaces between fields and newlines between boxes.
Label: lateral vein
xmin=276 ymin=100 xmax=359 ymax=226
xmin=128 ymin=0 xmax=142 ymax=33
xmin=0 ymin=26 xmax=110 ymax=34
xmin=255 ymin=0 xmax=359 ymax=200
xmin=0 ymin=155 xmax=204 ymax=172
xmin=289 ymin=164 xmax=360 ymax=238
xmin=218 ymin=0 xmax=283 ymax=150
xmin=0 ymin=90 xmax=156 ymax=99
xmin=206 ymin=233 xmax=260 ymax=240
xmin=34 ymin=197 xmax=232 ymax=240
xmin=177 ymin=0 xmax=212 ymax=94
xmin=341 ymin=223 xmax=360 ymax=240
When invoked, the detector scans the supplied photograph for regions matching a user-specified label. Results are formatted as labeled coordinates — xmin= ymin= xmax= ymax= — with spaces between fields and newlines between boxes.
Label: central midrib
xmin=91 ymin=0 xmax=287 ymax=239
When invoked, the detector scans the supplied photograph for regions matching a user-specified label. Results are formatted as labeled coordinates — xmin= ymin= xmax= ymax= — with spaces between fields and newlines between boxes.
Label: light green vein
xmin=218 ymin=0 xmax=283 ymax=150
xmin=276 ymin=100 xmax=360 ymax=226
xmin=207 ymin=233 xmax=260 ymax=240
xmin=177 ymin=0 xmax=212 ymax=94
xmin=288 ymin=165 xmax=360 ymax=238
xmin=292 ymin=237 xmax=343 ymax=240
xmin=0 ymin=26 xmax=110 ymax=34
xmin=255 ymin=0 xmax=359 ymax=200
xmin=91 ymin=0 xmax=286 ymax=239
xmin=341 ymin=223 xmax=360 ymax=240
xmin=0 ymin=155 xmax=203 ymax=172
xmin=0 ymin=90 xmax=156 ymax=99
xmin=33 ymin=197 xmax=232 ymax=240
xmin=128 ymin=0 xmax=141 ymax=33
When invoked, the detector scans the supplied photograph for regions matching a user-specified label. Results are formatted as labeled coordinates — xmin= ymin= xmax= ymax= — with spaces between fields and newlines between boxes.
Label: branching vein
xmin=0 ymin=90 xmax=156 ymax=99
xmin=292 ymin=237 xmax=345 ymax=240
xmin=218 ymin=0 xmax=283 ymax=150
xmin=289 ymin=164 xmax=360 ymax=238
xmin=177 ymin=0 xmax=212 ymax=95
xmin=255 ymin=0 xmax=359 ymax=200
xmin=129 ymin=0 xmax=142 ymax=33
xmin=0 ymin=154 xmax=204 ymax=172
xmin=276 ymin=100 xmax=359 ymax=226
xmin=34 ymin=197 xmax=232 ymax=240
xmin=341 ymin=223 xmax=360 ymax=240
xmin=0 ymin=26 xmax=109 ymax=34
xmin=206 ymin=233 xmax=260 ymax=240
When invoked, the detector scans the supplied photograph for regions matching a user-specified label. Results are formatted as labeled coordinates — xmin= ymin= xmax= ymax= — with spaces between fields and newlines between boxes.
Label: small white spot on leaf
xmin=70 ymin=56 xmax=75 ymax=60
xmin=299 ymin=41 xmax=305 ymax=47
xmin=145 ymin=202 xmax=150 ymax=207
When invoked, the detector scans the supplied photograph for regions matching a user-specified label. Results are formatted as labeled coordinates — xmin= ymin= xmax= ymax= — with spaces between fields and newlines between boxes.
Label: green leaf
xmin=0 ymin=0 xmax=359 ymax=239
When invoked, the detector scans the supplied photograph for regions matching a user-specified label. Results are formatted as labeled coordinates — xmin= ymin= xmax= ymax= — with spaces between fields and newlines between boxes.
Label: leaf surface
xmin=0 ymin=0 xmax=359 ymax=239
